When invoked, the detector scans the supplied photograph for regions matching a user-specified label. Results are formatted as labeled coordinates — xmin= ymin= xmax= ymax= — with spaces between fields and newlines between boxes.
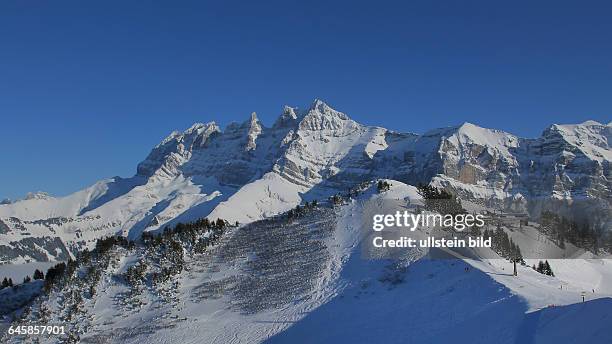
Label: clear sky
xmin=1 ymin=0 xmax=611 ymax=200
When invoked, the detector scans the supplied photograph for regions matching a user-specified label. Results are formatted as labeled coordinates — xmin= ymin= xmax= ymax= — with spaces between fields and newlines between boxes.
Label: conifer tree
xmin=536 ymin=261 xmax=545 ymax=274
xmin=33 ymin=269 xmax=44 ymax=280
xmin=377 ymin=180 xmax=391 ymax=192
xmin=544 ymin=260 xmax=554 ymax=276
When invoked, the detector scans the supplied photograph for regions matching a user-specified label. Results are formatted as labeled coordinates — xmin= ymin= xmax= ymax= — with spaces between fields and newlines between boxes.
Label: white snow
xmin=549 ymin=122 xmax=611 ymax=162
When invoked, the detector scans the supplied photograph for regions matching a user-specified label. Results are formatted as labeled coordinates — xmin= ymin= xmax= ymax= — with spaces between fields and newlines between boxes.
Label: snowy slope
xmin=0 ymin=177 xmax=144 ymax=220
xmin=3 ymin=181 xmax=611 ymax=344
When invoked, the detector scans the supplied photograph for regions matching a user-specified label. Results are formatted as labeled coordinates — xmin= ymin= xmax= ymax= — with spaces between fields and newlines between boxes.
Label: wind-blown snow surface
xmin=3 ymin=182 xmax=611 ymax=344
xmin=1 ymin=101 xmax=610 ymax=264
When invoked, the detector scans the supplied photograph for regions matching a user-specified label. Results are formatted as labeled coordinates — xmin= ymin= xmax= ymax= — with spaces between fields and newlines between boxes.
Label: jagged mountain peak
xmin=243 ymin=112 xmax=261 ymax=130
xmin=273 ymin=106 xmax=300 ymax=128
xmin=185 ymin=122 xmax=206 ymax=134
xmin=298 ymin=99 xmax=353 ymax=131
xmin=274 ymin=99 xmax=352 ymax=130
xmin=159 ymin=122 xmax=220 ymax=146
xmin=225 ymin=113 xmax=261 ymax=131
xmin=308 ymin=99 xmax=349 ymax=119
xmin=249 ymin=111 xmax=258 ymax=123
xmin=282 ymin=105 xmax=298 ymax=119
xmin=245 ymin=112 xmax=262 ymax=151
xmin=182 ymin=122 xmax=221 ymax=148
xmin=136 ymin=121 xmax=221 ymax=178
xmin=159 ymin=130 xmax=181 ymax=146
xmin=310 ymin=98 xmax=330 ymax=110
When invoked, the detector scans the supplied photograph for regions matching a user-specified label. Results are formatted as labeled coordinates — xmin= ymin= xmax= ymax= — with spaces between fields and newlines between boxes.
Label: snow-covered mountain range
xmin=1 ymin=100 xmax=610 ymax=264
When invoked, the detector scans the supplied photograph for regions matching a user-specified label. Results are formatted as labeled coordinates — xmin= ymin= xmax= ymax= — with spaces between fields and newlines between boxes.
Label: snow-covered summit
xmin=23 ymin=191 xmax=53 ymax=201
xmin=544 ymin=120 xmax=611 ymax=162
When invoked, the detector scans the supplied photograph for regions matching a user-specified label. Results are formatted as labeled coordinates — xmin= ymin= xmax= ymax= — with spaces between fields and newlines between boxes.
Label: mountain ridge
xmin=0 ymin=99 xmax=610 ymax=264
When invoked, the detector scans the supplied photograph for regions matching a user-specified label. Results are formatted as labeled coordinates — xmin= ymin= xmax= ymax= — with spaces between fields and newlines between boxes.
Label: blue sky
xmin=1 ymin=0 xmax=611 ymax=200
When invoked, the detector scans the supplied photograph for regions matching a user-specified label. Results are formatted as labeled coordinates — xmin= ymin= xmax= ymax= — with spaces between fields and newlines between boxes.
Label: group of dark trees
xmin=329 ymin=194 xmax=343 ymax=205
xmin=329 ymin=181 xmax=372 ymax=206
xmin=540 ymin=211 xmax=600 ymax=252
xmin=1 ymin=277 xmax=14 ymax=289
xmin=0 ymin=260 xmax=73 ymax=294
xmin=8 ymin=235 xmax=140 ymax=330
xmin=125 ymin=262 xmax=147 ymax=287
xmin=417 ymin=184 xmax=465 ymax=216
xmin=6 ymin=216 xmax=232 ymax=335
xmin=532 ymin=260 xmax=554 ymax=276
xmin=27 ymin=217 xmax=230 ymax=295
xmin=0 ymin=268 xmax=47 ymax=291
xmin=150 ymin=239 xmax=185 ymax=286
xmin=483 ymin=227 xmax=524 ymax=264
xmin=140 ymin=217 xmax=231 ymax=286
xmin=93 ymin=235 xmax=134 ymax=254
xmin=142 ymin=217 xmax=228 ymax=254
xmin=377 ymin=180 xmax=391 ymax=192
xmin=416 ymin=184 xmax=528 ymax=268
xmin=33 ymin=269 xmax=44 ymax=280
xmin=286 ymin=201 xmax=318 ymax=219
xmin=43 ymin=262 xmax=67 ymax=291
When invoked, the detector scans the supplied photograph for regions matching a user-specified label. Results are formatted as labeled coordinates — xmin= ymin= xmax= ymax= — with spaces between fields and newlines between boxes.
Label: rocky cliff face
xmin=516 ymin=122 xmax=611 ymax=200
xmin=0 ymin=100 xmax=610 ymax=263
xmin=380 ymin=121 xmax=612 ymax=206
